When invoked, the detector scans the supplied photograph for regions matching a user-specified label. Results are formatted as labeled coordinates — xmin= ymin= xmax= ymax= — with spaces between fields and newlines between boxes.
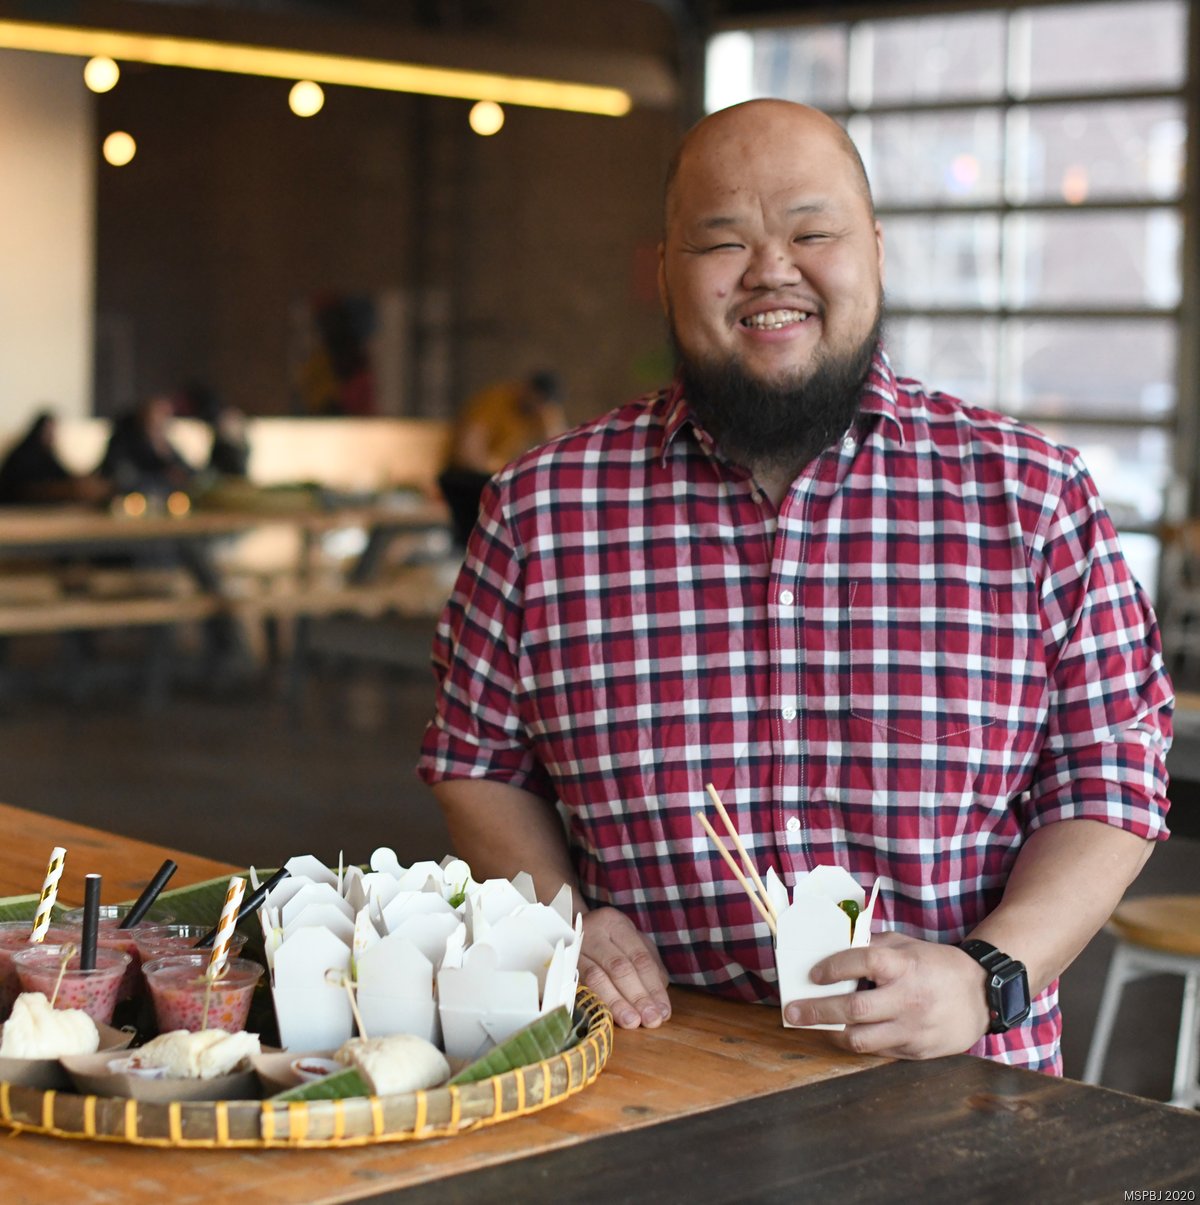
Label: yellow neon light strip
xmin=0 ymin=19 xmax=632 ymax=116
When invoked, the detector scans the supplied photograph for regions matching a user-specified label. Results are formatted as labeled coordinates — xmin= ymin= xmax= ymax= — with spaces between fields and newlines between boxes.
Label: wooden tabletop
xmin=3 ymin=804 xmax=1197 ymax=1203
xmin=0 ymin=803 xmax=887 ymax=1204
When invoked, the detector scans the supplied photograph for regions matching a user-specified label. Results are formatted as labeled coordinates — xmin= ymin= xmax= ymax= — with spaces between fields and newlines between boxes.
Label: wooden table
xmin=1 ymin=803 xmax=1196 ymax=1204
xmin=0 ymin=500 xmax=451 ymax=662
xmin=0 ymin=501 xmax=449 ymax=551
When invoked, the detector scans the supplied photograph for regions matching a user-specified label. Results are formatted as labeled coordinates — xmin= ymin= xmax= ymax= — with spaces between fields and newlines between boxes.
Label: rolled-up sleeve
xmin=1021 ymin=460 xmax=1173 ymax=839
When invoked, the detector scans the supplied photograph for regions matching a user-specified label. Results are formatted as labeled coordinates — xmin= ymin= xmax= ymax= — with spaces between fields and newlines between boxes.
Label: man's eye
xmin=705 ymin=242 xmax=745 ymax=252
xmin=795 ymin=233 xmax=829 ymax=243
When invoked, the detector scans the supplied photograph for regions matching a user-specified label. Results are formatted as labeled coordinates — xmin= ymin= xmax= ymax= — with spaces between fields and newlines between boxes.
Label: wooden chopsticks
xmin=698 ymin=783 xmax=778 ymax=936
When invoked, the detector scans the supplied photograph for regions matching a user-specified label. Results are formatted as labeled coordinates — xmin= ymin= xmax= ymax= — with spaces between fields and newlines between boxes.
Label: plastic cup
xmin=11 ymin=944 xmax=131 ymax=1025
xmin=142 ymin=954 xmax=264 ymax=1034
xmin=0 ymin=920 xmax=73 ymax=1021
xmin=59 ymin=904 xmax=177 ymax=1001
xmin=133 ymin=924 xmax=247 ymax=964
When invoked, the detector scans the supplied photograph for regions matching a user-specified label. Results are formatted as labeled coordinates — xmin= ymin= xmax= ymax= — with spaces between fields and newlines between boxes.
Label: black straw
xmin=194 ymin=866 xmax=290 ymax=948
xmin=119 ymin=859 xmax=178 ymax=928
xmin=80 ymin=874 xmax=101 ymax=971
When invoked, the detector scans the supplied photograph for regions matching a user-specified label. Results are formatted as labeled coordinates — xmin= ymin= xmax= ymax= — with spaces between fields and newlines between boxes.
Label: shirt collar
xmin=656 ymin=346 xmax=907 ymax=466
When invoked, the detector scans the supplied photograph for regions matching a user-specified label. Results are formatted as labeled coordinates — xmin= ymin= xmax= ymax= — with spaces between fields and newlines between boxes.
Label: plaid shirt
xmin=418 ymin=352 xmax=1173 ymax=1073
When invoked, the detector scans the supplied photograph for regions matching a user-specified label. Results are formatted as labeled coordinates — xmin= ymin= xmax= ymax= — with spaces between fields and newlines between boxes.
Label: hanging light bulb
xmin=289 ymin=80 xmax=325 ymax=117
xmin=469 ymin=100 xmax=505 ymax=136
xmin=83 ymin=56 xmax=120 ymax=93
xmin=102 ymin=131 xmax=137 ymax=166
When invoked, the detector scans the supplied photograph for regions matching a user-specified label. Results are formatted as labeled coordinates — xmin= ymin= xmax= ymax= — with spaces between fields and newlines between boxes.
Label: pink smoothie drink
xmin=11 ymin=944 xmax=131 ymax=1024
xmin=0 ymin=921 xmax=73 ymax=1020
xmin=132 ymin=925 xmax=247 ymax=964
xmin=142 ymin=954 xmax=264 ymax=1034
xmin=60 ymin=905 xmax=177 ymax=1002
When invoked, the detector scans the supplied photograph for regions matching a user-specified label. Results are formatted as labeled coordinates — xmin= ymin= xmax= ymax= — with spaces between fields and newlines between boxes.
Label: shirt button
xmin=785 ymin=817 xmax=801 ymax=833
xmin=779 ymin=589 xmax=794 ymax=606
xmin=781 ymin=706 xmax=797 ymax=721
xmin=842 ymin=435 xmax=856 ymax=450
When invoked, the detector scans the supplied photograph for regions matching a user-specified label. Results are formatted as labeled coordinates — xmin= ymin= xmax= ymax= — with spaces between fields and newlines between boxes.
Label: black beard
xmin=674 ymin=310 xmax=882 ymax=475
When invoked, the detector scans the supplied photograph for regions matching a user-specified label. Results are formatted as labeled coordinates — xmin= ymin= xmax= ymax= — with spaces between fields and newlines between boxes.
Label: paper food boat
xmin=765 ymin=865 xmax=881 ymax=1031
xmin=258 ymin=852 xmax=581 ymax=1060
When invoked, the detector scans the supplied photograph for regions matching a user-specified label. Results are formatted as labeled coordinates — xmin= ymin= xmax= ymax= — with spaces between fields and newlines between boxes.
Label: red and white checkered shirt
xmin=418 ymin=351 xmax=1173 ymax=1073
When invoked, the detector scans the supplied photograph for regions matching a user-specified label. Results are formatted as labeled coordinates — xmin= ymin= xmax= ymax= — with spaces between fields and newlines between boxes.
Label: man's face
xmin=659 ymin=104 xmax=884 ymax=396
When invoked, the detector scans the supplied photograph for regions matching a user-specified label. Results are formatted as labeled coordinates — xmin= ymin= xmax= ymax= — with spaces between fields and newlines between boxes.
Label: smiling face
xmin=659 ymin=101 xmax=884 ymax=394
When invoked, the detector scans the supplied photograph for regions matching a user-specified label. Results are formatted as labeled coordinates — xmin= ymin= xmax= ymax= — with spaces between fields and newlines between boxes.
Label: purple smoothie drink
xmin=11 ymin=944 xmax=131 ymax=1024
xmin=142 ymin=954 xmax=264 ymax=1034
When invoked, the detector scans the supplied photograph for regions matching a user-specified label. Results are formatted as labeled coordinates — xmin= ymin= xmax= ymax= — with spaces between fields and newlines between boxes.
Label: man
xmin=418 ymin=100 xmax=1172 ymax=1073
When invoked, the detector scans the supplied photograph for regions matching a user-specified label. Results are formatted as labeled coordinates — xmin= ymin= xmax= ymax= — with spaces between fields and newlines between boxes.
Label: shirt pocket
xmin=847 ymin=579 xmax=1000 ymax=745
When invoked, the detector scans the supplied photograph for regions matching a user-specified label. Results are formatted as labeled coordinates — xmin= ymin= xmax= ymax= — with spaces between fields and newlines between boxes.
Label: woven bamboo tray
xmin=0 ymin=989 xmax=613 ymax=1149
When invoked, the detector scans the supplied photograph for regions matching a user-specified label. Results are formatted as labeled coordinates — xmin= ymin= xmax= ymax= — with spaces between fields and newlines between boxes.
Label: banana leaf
xmin=448 ymin=1004 xmax=575 ymax=1085
xmin=270 ymin=1066 xmax=371 ymax=1103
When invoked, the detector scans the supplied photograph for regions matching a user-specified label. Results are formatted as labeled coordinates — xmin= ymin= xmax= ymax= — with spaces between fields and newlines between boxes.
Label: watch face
xmin=996 ymin=967 xmax=1031 ymax=1024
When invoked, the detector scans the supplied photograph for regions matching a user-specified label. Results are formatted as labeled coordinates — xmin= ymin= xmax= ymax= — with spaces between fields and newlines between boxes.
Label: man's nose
xmin=742 ymin=243 xmax=803 ymax=290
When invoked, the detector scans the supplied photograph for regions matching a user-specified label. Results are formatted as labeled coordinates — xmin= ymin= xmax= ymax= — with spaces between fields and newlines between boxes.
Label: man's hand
xmin=782 ymin=932 xmax=991 ymax=1059
xmin=579 ymin=907 xmax=672 ymax=1030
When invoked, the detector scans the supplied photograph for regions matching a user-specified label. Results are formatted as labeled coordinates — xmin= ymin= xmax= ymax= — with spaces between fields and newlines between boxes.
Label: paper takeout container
xmin=766 ymin=865 xmax=881 ymax=1030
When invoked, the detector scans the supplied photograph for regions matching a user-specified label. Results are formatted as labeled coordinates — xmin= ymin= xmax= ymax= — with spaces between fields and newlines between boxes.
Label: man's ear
xmin=874 ymin=220 xmax=885 ymax=283
xmin=657 ymin=242 xmax=670 ymax=316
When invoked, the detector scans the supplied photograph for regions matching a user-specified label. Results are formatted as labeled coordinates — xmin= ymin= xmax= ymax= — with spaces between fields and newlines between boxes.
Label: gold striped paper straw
xmin=29 ymin=846 xmax=67 ymax=943
xmin=207 ymin=875 xmax=246 ymax=979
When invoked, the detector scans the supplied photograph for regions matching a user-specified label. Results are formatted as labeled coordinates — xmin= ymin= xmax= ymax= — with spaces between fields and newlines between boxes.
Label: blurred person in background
xmin=99 ymin=395 xmax=194 ymax=498
xmin=0 ymin=411 xmax=111 ymax=506
xmin=438 ymin=371 xmax=567 ymax=547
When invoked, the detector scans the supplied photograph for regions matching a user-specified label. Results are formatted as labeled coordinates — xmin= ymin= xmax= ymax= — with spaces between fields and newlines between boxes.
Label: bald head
xmin=663 ymin=100 xmax=874 ymax=234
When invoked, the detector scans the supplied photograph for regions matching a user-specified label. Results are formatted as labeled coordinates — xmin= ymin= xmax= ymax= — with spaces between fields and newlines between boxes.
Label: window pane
xmin=884 ymin=215 xmax=1000 ymax=308
xmin=1031 ymin=422 xmax=1169 ymax=527
xmin=884 ymin=318 xmax=999 ymax=407
xmin=1006 ymin=211 xmax=1181 ymax=309
xmin=856 ymin=12 xmax=1006 ymax=104
xmin=859 ymin=110 xmax=1004 ymax=206
xmin=1005 ymin=318 xmax=1176 ymax=419
xmin=1112 ymin=532 xmax=1161 ymax=604
xmin=1008 ymin=99 xmax=1185 ymax=204
xmin=1015 ymin=1 xmax=1187 ymax=96
xmin=705 ymin=28 xmax=848 ymax=112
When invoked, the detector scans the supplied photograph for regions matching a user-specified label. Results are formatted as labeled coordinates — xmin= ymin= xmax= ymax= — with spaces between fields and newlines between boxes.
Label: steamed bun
xmin=335 ymin=1034 xmax=450 ymax=1095
xmin=0 ymin=992 xmax=99 ymax=1059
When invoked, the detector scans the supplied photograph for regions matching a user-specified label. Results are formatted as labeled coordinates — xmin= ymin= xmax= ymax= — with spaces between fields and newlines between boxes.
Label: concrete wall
xmin=0 ymin=49 xmax=95 ymax=428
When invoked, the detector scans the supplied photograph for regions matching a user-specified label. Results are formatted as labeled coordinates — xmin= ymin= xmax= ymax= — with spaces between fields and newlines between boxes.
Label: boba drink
xmin=142 ymin=955 xmax=264 ymax=1034
xmin=11 ymin=945 xmax=131 ymax=1024
xmin=0 ymin=921 xmax=72 ymax=1020
xmin=60 ymin=905 xmax=176 ymax=1002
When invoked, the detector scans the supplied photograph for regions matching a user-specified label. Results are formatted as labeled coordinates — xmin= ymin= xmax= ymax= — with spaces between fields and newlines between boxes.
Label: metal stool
xmin=1083 ymin=894 xmax=1200 ymax=1108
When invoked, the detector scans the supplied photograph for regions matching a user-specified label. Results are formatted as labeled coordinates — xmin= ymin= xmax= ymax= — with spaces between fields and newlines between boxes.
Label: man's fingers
xmin=579 ymin=954 xmax=669 ymax=1028
xmin=579 ymin=910 xmax=672 ymax=1029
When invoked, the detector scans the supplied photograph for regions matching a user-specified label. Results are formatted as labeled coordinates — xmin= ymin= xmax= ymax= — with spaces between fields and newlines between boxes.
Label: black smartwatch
xmin=958 ymin=938 xmax=1032 ymax=1034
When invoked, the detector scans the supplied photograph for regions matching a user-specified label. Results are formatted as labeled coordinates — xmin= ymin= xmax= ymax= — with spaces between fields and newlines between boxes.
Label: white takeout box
xmin=271 ymin=926 xmax=354 ymax=1051
xmin=261 ymin=854 xmax=581 ymax=1060
xmin=437 ymin=883 xmax=582 ymax=1063
xmin=767 ymin=865 xmax=881 ymax=1031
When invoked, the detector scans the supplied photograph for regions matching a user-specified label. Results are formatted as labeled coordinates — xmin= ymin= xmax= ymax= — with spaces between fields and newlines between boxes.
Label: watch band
xmin=958 ymin=938 xmax=1007 ymax=970
xmin=958 ymin=938 xmax=1032 ymax=1035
